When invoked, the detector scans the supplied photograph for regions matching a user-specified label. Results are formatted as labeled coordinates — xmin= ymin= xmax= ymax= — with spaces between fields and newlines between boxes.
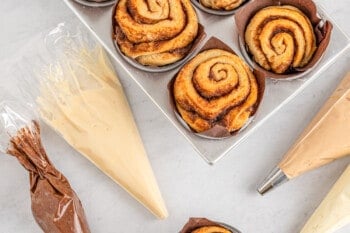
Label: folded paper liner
xmin=168 ymin=37 xmax=265 ymax=139
xmin=235 ymin=0 xmax=333 ymax=79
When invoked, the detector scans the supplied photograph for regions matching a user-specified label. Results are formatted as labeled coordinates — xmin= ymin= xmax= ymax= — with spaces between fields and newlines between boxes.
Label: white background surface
xmin=0 ymin=0 xmax=350 ymax=232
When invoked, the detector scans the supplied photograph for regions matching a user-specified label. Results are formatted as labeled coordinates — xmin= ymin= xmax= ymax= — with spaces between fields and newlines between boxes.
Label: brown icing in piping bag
xmin=9 ymin=121 xmax=90 ymax=233
xmin=0 ymin=108 xmax=90 ymax=233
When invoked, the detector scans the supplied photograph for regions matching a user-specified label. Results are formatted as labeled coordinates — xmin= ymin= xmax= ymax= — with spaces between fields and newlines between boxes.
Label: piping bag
xmin=300 ymin=164 xmax=350 ymax=233
xmin=258 ymin=72 xmax=350 ymax=194
xmin=0 ymin=100 xmax=90 ymax=233
xmin=31 ymin=23 xmax=168 ymax=218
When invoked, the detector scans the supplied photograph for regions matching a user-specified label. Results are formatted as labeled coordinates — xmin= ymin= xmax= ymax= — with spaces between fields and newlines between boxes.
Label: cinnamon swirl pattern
xmin=245 ymin=5 xmax=317 ymax=74
xmin=114 ymin=0 xmax=199 ymax=67
xmin=174 ymin=49 xmax=260 ymax=133
xmin=199 ymin=0 xmax=245 ymax=11
xmin=191 ymin=226 xmax=231 ymax=233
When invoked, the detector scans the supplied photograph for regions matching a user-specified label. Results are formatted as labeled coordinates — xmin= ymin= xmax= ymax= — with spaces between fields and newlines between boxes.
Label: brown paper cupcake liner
xmin=191 ymin=0 xmax=251 ymax=16
xmin=179 ymin=217 xmax=241 ymax=233
xmin=235 ymin=0 xmax=333 ymax=79
xmin=168 ymin=37 xmax=265 ymax=139
xmin=111 ymin=1 xmax=206 ymax=73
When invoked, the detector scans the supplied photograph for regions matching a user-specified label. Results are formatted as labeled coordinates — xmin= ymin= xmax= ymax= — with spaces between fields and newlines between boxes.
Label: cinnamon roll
xmin=245 ymin=5 xmax=317 ymax=74
xmin=199 ymin=0 xmax=245 ymax=11
xmin=191 ymin=226 xmax=231 ymax=233
xmin=114 ymin=0 xmax=199 ymax=66
xmin=173 ymin=49 xmax=260 ymax=133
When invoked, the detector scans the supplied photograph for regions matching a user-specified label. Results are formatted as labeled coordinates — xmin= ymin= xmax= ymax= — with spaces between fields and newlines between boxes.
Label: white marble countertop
xmin=0 ymin=0 xmax=349 ymax=232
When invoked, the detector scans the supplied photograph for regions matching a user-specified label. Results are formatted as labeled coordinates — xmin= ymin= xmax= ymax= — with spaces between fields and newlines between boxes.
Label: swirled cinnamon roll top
xmin=114 ymin=0 xmax=199 ymax=66
xmin=191 ymin=226 xmax=231 ymax=233
xmin=174 ymin=48 xmax=261 ymax=133
xmin=245 ymin=5 xmax=317 ymax=74
xmin=199 ymin=0 xmax=245 ymax=11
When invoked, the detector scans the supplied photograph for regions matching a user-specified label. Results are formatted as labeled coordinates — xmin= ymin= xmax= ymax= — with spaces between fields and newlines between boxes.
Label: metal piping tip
xmin=257 ymin=167 xmax=288 ymax=195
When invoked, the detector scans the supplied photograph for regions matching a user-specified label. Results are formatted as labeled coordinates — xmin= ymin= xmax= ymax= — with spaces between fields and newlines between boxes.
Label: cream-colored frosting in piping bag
xmin=36 ymin=46 xmax=168 ymax=219
xmin=300 ymin=164 xmax=350 ymax=233
xmin=279 ymin=72 xmax=350 ymax=179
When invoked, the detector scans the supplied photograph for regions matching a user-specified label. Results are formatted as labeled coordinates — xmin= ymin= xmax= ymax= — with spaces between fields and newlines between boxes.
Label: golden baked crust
xmin=174 ymin=49 xmax=260 ymax=133
xmin=200 ymin=0 xmax=244 ymax=11
xmin=245 ymin=5 xmax=317 ymax=74
xmin=191 ymin=226 xmax=231 ymax=233
xmin=114 ymin=0 xmax=199 ymax=66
